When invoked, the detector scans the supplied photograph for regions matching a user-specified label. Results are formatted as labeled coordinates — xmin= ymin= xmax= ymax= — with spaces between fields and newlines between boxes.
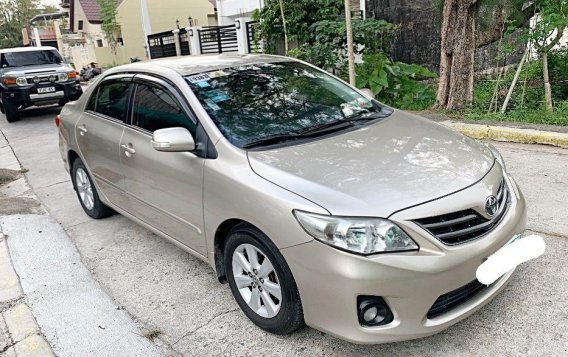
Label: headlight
xmin=16 ymin=77 xmax=27 ymax=86
xmin=58 ymin=72 xmax=68 ymax=82
xmin=483 ymin=142 xmax=506 ymax=171
xmin=294 ymin=211 xmax=419 ymax=255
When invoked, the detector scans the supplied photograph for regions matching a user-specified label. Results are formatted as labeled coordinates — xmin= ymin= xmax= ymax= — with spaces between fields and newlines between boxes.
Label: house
xmin=116 ymin=0 xmax=215 ymax=61
xmin=67 ymin=0 xmax=113 ymax=48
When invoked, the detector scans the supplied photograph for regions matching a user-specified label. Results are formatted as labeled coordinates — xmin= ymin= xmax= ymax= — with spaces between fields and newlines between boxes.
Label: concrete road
xmin=1 ymin=107 xmax=567 ymax=356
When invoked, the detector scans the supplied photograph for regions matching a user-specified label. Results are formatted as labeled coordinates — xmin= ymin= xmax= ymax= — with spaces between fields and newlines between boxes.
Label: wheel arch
xmin=213 ymin=218 xmax=262 ymax=282
xmin=68 ymin=149 xmax=80 ymax=188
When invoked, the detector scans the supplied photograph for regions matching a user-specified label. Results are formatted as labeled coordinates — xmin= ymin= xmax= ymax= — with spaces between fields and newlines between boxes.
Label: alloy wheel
xmin=231 ymin=243 xmax=282 ymax=318
xmin=75 ymin=168 xmax=94 ymax=210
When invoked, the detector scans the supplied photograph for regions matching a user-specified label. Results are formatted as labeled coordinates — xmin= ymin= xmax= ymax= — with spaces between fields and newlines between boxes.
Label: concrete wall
xmin=117 ymin=0 xmax=214 ymax=61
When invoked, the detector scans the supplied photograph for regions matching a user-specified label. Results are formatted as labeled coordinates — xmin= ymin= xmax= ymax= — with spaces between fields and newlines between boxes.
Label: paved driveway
xmin=1 ymin=108 xmax=567 ymax=356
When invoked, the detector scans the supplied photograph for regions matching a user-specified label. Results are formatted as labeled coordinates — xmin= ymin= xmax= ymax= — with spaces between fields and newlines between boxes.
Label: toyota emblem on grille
xmin=485 ymin=195 xmax=498 ymax=217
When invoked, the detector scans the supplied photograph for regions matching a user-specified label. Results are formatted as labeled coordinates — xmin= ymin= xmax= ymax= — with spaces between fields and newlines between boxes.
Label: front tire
xmin=225 ymin=224 xmax=304 ymax=335
xmin=71 ymin=158 xmax=114 ymax=219
xmin=3 ymin=98 xmax=20 ymax=123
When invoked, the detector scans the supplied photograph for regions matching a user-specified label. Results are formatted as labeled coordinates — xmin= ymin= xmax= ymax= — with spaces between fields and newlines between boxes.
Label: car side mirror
xmin=360 ymin=88 xmax=375 ymax=99
xmin=151 ymin=127 xmax=195 ymax=152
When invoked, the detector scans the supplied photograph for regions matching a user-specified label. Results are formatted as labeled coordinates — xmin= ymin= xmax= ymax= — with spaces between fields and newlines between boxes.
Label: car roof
xmin=0 ymin=46 xmax=59 ymax=54
xmin=108 ymin=54 xmax=293 ymax=77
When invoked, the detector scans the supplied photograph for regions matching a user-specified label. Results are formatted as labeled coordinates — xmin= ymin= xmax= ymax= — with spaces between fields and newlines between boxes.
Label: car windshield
xmin=1 ymin=50 xmax=64 ymax=67
xmin=186 ymin=61 xmax=381 ymax=148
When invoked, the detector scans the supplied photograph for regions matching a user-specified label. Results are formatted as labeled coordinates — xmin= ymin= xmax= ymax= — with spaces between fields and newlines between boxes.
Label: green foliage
xmin=97 ymin=0 xmax=121 ymax=56
xmin=257 ymin=0 xmax=343 ymax=53
xmin=0 ymin=0 xmax=40 ymax=48
xmin=355 ymin=53 xmax=437 ymax=110
xmin=528 ymin=0 xmax=568 ymax=53
xmin=257 ymin=0 xmax=436 ymax=111
xmin=292 ymin=19 xmax=397 ymax=69
xmin=466 ymin=49 xmax=568 ymax=124
xmin=471 ymin=50 xmax=568 ymax=113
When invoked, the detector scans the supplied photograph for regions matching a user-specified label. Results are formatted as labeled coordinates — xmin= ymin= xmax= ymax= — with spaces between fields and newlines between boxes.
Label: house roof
xmin=77 ymin=0 xmax=102 ymax=23
xmin=72 ymin=0 xmax=123 ymax=24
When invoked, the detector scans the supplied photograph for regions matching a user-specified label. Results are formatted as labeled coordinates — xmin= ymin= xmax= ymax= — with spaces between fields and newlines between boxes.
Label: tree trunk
xmin=344 ymin=0 xmax=356 ymax=86
xmin=542 ymin=52 xmax=553 ymax=111
xmin=278 ymin=0 xmax=288 ymax=55
xmin=435 ymin=0 xmax=477 ymax=111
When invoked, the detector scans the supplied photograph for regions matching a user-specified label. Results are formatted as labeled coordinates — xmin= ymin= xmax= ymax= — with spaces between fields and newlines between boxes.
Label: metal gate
xmin=147 ymin=30 xmax=177 ymax=59
xmin=245 ymin=21 xmax=261 ymax=53
xmin=198 ymin=25 xmax=238 ymax=54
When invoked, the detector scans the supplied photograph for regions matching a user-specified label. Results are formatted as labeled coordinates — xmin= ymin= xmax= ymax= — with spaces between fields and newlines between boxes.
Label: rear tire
xmin=3 ymin=98 xmax=20 ymax=123
xmin=71 ymin=158 xmax=115 ymax=219
xmin=225 ymin=224 xmax=304 ymax=335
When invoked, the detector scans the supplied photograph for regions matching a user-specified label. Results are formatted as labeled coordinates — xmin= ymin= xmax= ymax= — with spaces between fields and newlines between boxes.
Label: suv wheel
xmin=3 ymin=98 xmax=20 ymax=123
xmin=225 ymin=224 xmax=304 ymax=335
xmin=71 ymin=158 xmax=115 ymax=219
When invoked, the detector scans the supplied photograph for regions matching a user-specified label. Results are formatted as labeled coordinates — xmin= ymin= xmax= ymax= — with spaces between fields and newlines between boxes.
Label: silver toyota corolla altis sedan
xmin=57 ymin=54 xmax=533 ymax=344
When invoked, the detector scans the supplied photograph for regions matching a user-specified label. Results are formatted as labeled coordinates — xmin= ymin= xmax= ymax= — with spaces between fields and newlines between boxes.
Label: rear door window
xmin=87 ymin=80 xmax=132 ymax=121
xmin=130 ymin=83 xmax=196 ymax=134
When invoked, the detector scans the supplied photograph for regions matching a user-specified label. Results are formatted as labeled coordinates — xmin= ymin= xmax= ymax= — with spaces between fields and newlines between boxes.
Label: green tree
xmin=257 ymin=0 xmax=343 ymax=53
xmin=529 ymin=0 xmax=567 ymax=111
xmin=435 ymin=0 xmax=539 ymax=111
xmin=96 ymin=0 xmax=121 ymax=60
xmin=0 ymin=0 xmax=40 ymax=48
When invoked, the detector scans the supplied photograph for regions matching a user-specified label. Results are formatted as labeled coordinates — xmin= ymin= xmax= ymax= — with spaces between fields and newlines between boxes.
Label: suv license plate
xmin=37 ymin=87 xmax=55 ymax=93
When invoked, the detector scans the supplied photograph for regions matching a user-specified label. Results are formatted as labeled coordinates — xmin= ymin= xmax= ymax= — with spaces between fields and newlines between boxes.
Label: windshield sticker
xmin=208 ymin=70 xmax=228 ymax=78
xmin=204 ymin=90 xmax=230 ymax=103
xmin=204 ymin=99 xmax=221 ymax=111
xmin=195 ymin=80 xmax=210 ymax=88
xmin=187 ymin=73 xmax=211 ymax=83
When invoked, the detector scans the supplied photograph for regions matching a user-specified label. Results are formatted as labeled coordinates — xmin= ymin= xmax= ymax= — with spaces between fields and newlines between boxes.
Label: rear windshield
xmin=1 ymin=50 xmax=64 ymax=68
xmin=185 ymin=61 xmax=375 ymax=148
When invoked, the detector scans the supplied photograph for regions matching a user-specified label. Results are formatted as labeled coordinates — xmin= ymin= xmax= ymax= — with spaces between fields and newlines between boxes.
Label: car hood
xmin=2 ymin=64 xmax=73 ymax=76
xmin=247 ymin=110 xmax=495 ymax=217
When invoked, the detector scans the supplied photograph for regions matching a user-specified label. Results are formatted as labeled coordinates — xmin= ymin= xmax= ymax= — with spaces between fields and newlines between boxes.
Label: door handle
xmin=78 ymin=125 xmax=87 ymax=136
xmin=121 ymin=144 xmax=136 ymax=157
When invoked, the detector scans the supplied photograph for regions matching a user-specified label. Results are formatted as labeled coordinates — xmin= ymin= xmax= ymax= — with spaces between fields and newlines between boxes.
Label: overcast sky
xmin=40 ymin=0 xmax=61 ymax=7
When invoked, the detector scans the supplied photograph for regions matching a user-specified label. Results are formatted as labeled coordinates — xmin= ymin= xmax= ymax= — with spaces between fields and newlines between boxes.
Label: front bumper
xmin=1 ymin=81 xmax=82 ymax=105
xmin=281 ymin=173 xmax=526 ymax=344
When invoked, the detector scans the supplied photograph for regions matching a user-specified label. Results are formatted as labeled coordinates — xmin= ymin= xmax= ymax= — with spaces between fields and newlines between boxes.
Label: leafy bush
xmin=355 ymin=54 xmax=437 ymax=110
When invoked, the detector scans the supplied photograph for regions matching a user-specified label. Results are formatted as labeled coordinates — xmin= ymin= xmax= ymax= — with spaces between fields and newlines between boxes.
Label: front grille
xmin=26 ymin=74 xmax=58 ymax=85
xmin=414 ymin=179 xmax=510 ymax=245
xmin=427 ymin=279 xmax=488 ymax=319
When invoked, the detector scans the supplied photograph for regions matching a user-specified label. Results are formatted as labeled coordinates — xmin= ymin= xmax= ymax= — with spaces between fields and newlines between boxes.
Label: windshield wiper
xmin=242 ymin=133 xmax=303 ymax=149
xmin=295 ymin=119 xmax=354 ymax=136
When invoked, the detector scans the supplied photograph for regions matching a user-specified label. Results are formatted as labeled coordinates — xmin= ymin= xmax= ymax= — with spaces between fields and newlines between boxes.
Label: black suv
xmin=0 ymin=46 xmax=83 ymax=122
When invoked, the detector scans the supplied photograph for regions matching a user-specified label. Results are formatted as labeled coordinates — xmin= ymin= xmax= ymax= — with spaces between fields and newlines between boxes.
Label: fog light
xmin=357 ymin=296 xmax=394 ymax=327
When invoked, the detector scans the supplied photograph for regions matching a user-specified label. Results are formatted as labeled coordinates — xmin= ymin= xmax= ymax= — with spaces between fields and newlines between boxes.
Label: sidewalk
xmin=0 ymin=133 xmax=162 ymax=357
xmin=0 ymin=135 xmax=53 ymax=357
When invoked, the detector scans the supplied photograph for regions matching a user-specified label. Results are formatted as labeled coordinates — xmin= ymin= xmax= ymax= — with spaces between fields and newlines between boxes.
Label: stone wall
xmin=365 ymin=0 xmax=524 ymax=72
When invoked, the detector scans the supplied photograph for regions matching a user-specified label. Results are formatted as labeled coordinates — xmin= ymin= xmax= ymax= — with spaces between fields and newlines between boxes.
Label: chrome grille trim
xmin=414 ymin=179 xmax=510 ymax=245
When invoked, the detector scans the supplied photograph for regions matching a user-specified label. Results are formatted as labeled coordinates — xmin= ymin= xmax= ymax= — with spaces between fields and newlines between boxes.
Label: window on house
xmin=78 ymin=20 xmax=84 ymax=30
xmin=96 ymin=39 xmax=103 ymax=47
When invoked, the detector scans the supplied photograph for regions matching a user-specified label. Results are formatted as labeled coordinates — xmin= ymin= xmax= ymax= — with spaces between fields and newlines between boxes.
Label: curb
xmin=441 ymin=121 xmax=568 ymax=149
